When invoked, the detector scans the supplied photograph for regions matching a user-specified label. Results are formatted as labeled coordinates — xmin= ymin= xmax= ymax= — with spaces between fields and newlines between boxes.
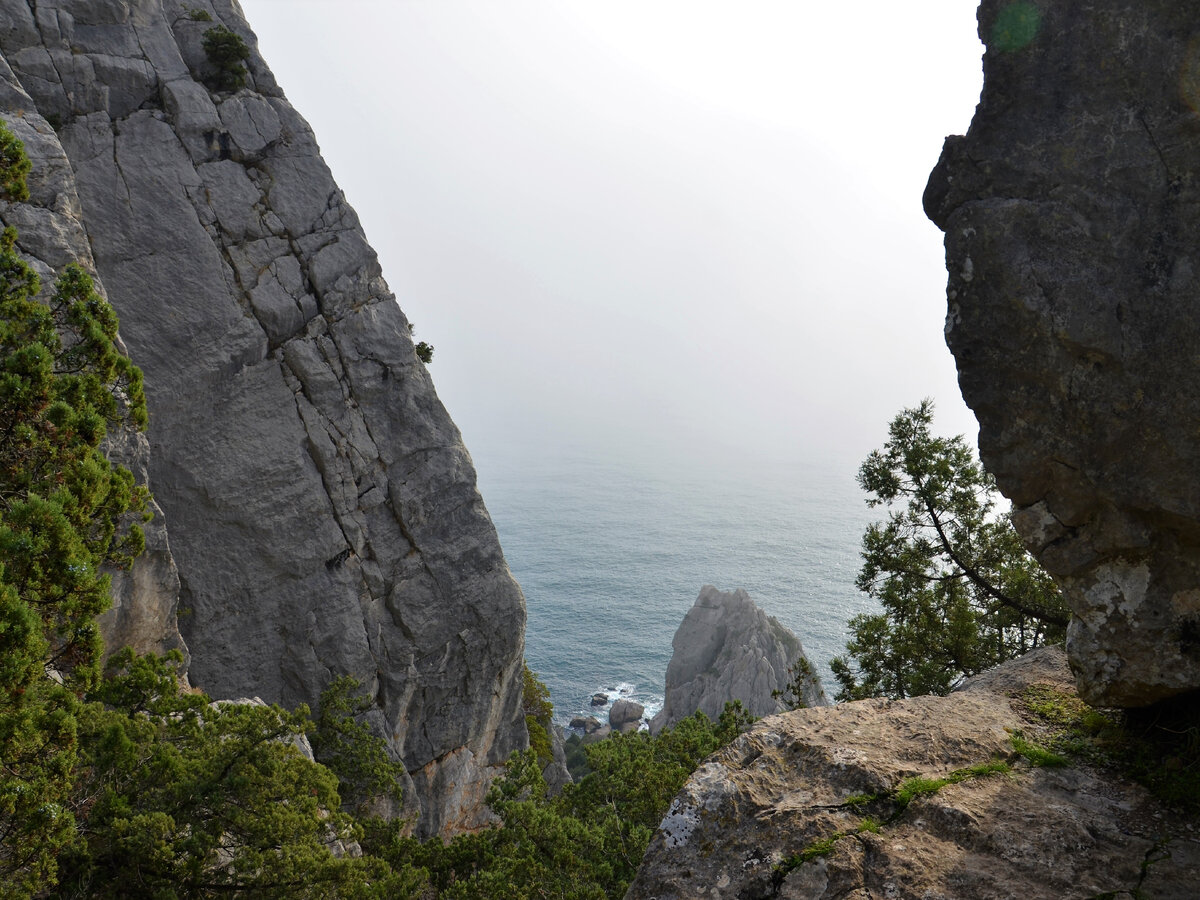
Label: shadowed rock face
xmin=925 ymin=0 xmax=1200 ymax=706
xmin=0 ymin=0 xmax=526 ymax=836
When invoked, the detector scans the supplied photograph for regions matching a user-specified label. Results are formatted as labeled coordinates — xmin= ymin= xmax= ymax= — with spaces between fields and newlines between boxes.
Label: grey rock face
xmin=628 ymin=647 xmax=1200 ymax=900
xmin=0 ymin=86 xmax=185 ymax=668
xmin=609 ymin=698 xmax=644 ymax=733
xmin=0 ymin=0 xmax=527 ymax=836
xmin=542 ymin=725 xmax=572 ymax=795
xmin=925 ymin=2 xmax=1200 ymax=707
xmin=650 ymin=586 xmax=825 ymax=735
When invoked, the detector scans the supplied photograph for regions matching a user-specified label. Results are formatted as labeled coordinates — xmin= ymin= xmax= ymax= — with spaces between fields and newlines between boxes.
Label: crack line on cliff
xmin=1137 ymin=111 xmax=1174 ymax=185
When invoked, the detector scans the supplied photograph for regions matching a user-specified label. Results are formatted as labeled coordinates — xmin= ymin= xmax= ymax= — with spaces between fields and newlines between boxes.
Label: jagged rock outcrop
xmin=650 ymin=586 xmax=825 ymax=735
xmin=925 ymin=1 xmax=1200 ymax=707
xmin=0 ymin=88 xmax=186 ymax=666
xmin=629 ymin=647 xmax=1200 ymax=899
xmin=0 ymin=0 xmax=527 ymax=837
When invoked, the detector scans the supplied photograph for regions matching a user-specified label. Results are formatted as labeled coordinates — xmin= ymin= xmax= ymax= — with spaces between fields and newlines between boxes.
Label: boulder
xmin=650 ymin=586 xmax=826 ymax=734
xmin=582 ymin=725 xmax=611 ymax=744
xmin=628 ymin=647 xmax=1200 ymax=899
xmin=925 ymin=0 xmax=1200 ymax=706
xmin=609 ymin=699 xmax=645 ymax=733
xmin=590 ymin=693 xmax=609 ymax=707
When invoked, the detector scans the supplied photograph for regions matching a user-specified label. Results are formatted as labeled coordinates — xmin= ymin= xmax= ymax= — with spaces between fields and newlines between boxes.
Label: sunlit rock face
xmin=650 ymin=586 xmax=826 ymax=735
xmin=628 ymin=648 xmax=1200 ymax=899
xmin=925 ymin=0 xmax=1200 ymax=706
xmin=0 ymin=0 xmax=527 ymax=836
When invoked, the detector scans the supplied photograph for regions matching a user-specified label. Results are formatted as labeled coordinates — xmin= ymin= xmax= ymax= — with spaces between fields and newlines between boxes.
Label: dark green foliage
xmin=54 ymin=651 xmax=387 ymax=898
xmin=521 ymin=663 xmax=554 ymax=767
xmin=0 ymin=123 xmax=396 ymax=899
xmin=0 ymin=122 xmax=151 ymax=896
xmin=0 ymin=127 xmax=30 ymax=202
xmin=201 ymin=26 xmax=250 ymax=91
xmin=832 ymin=401 xmax=1068 ymax=700
xmin=186 ymin=7 xmax=213 ymax=21
xmin=409 ymin=324 xmax=434 ymax=363
xmin=366 ymin=703 xmax=754 ymax=899
xmin=311 ymin=675 xmax=405 ymax=818
xmin=772 ymin=655 xmax=818 ymax=710
xmin=563 ymin=731 xmax=590 ymax=780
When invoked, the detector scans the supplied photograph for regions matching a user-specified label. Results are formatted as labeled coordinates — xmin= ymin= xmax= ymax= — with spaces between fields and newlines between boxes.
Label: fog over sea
xmin=474 ymin=441 xmax=880 ymax=727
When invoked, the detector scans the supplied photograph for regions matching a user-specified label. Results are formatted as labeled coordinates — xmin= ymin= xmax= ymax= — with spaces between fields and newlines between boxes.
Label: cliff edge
xmin=0 ymin=0 xmax=527 ymax=837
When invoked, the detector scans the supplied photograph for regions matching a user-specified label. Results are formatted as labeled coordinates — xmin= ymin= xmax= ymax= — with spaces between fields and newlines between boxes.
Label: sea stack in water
xmin=925 ymin=0 xmax=1200 ymax=707
xmin=650 ymin=586 xmax=825 ymax=734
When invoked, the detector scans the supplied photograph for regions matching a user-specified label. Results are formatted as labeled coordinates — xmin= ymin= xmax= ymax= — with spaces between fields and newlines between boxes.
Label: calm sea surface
xmin=474 ymin=444 xmax=880 ymax=725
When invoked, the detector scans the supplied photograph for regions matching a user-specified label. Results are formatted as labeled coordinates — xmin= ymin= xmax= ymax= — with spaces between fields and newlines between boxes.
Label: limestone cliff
xmin=629 ymin=648 xmax=1200 ymax=899
xmin=650 ymin=586 xmax=826 ymax=735
xmin=925 ymin=0 xmax=1200 ymax=707
xmin=0 ymin=0 xmax=527 ymax=837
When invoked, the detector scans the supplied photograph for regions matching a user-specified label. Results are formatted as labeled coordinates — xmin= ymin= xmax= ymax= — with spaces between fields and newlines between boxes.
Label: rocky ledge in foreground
xmin=628 ymin=647 xmax=1200 ymax=899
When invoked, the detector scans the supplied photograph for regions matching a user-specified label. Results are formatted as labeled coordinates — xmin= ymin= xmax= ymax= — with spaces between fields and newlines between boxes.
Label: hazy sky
xmin=238 ymin=1 xmax=985 ymax=473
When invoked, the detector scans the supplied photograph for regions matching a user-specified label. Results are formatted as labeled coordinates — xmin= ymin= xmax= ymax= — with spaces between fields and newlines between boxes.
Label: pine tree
xmin=0 ymin=121 xmax=149 ymax=897
xmin=831 ymin=401 xmax=1068 ymax=700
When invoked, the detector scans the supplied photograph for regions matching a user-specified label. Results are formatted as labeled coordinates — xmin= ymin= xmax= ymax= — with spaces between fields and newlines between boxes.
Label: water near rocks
xmin=474 ymin=442 xmax=878 ymax=726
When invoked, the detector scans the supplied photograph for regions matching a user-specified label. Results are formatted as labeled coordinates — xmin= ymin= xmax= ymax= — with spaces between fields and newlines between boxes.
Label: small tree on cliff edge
xmin=831 ymin=401 xmax=1069 ymax=701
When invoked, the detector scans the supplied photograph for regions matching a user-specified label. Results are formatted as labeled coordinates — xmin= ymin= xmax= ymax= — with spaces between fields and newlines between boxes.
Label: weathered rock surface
xmin=543 ymin=725 xmax=572 ymax=795
xmin=650 ymin=586 xmax=825 ymax=734
xmin=609 ymin=698 xmax=645 ymax=733
xmin=628 ymin=647 xmax=1200 ymax=899
xmin=0 ymin=0 xmax=527 ymax=837
xmin=0 ymin=86 xmax=186 ymax=667
xmin=925 ymin=1 xmax=1200 ymax=706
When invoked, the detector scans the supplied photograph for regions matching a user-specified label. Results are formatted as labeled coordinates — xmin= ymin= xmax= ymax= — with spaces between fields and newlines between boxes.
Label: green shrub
xmin=311 ymin=674 xmax=405 ymax=818
xmin=201 ymin=25 xmax=249 ymax=91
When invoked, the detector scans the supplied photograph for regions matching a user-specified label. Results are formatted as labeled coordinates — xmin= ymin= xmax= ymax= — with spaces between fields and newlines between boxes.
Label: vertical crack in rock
xmin=924 ymin=0 xmax=1200 ymax=706
xmin=0 ymin=0 xmax=527 ymax=836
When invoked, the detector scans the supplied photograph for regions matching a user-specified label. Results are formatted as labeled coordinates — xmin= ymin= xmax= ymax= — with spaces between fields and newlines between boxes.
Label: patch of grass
xmin=894 ymin=760 xmax=1010 ymax=810
xmin=1009 ymin=729 xmax=1069 ymax=768
xmin=1018 ymin=683 xmax=1200 ymax=812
